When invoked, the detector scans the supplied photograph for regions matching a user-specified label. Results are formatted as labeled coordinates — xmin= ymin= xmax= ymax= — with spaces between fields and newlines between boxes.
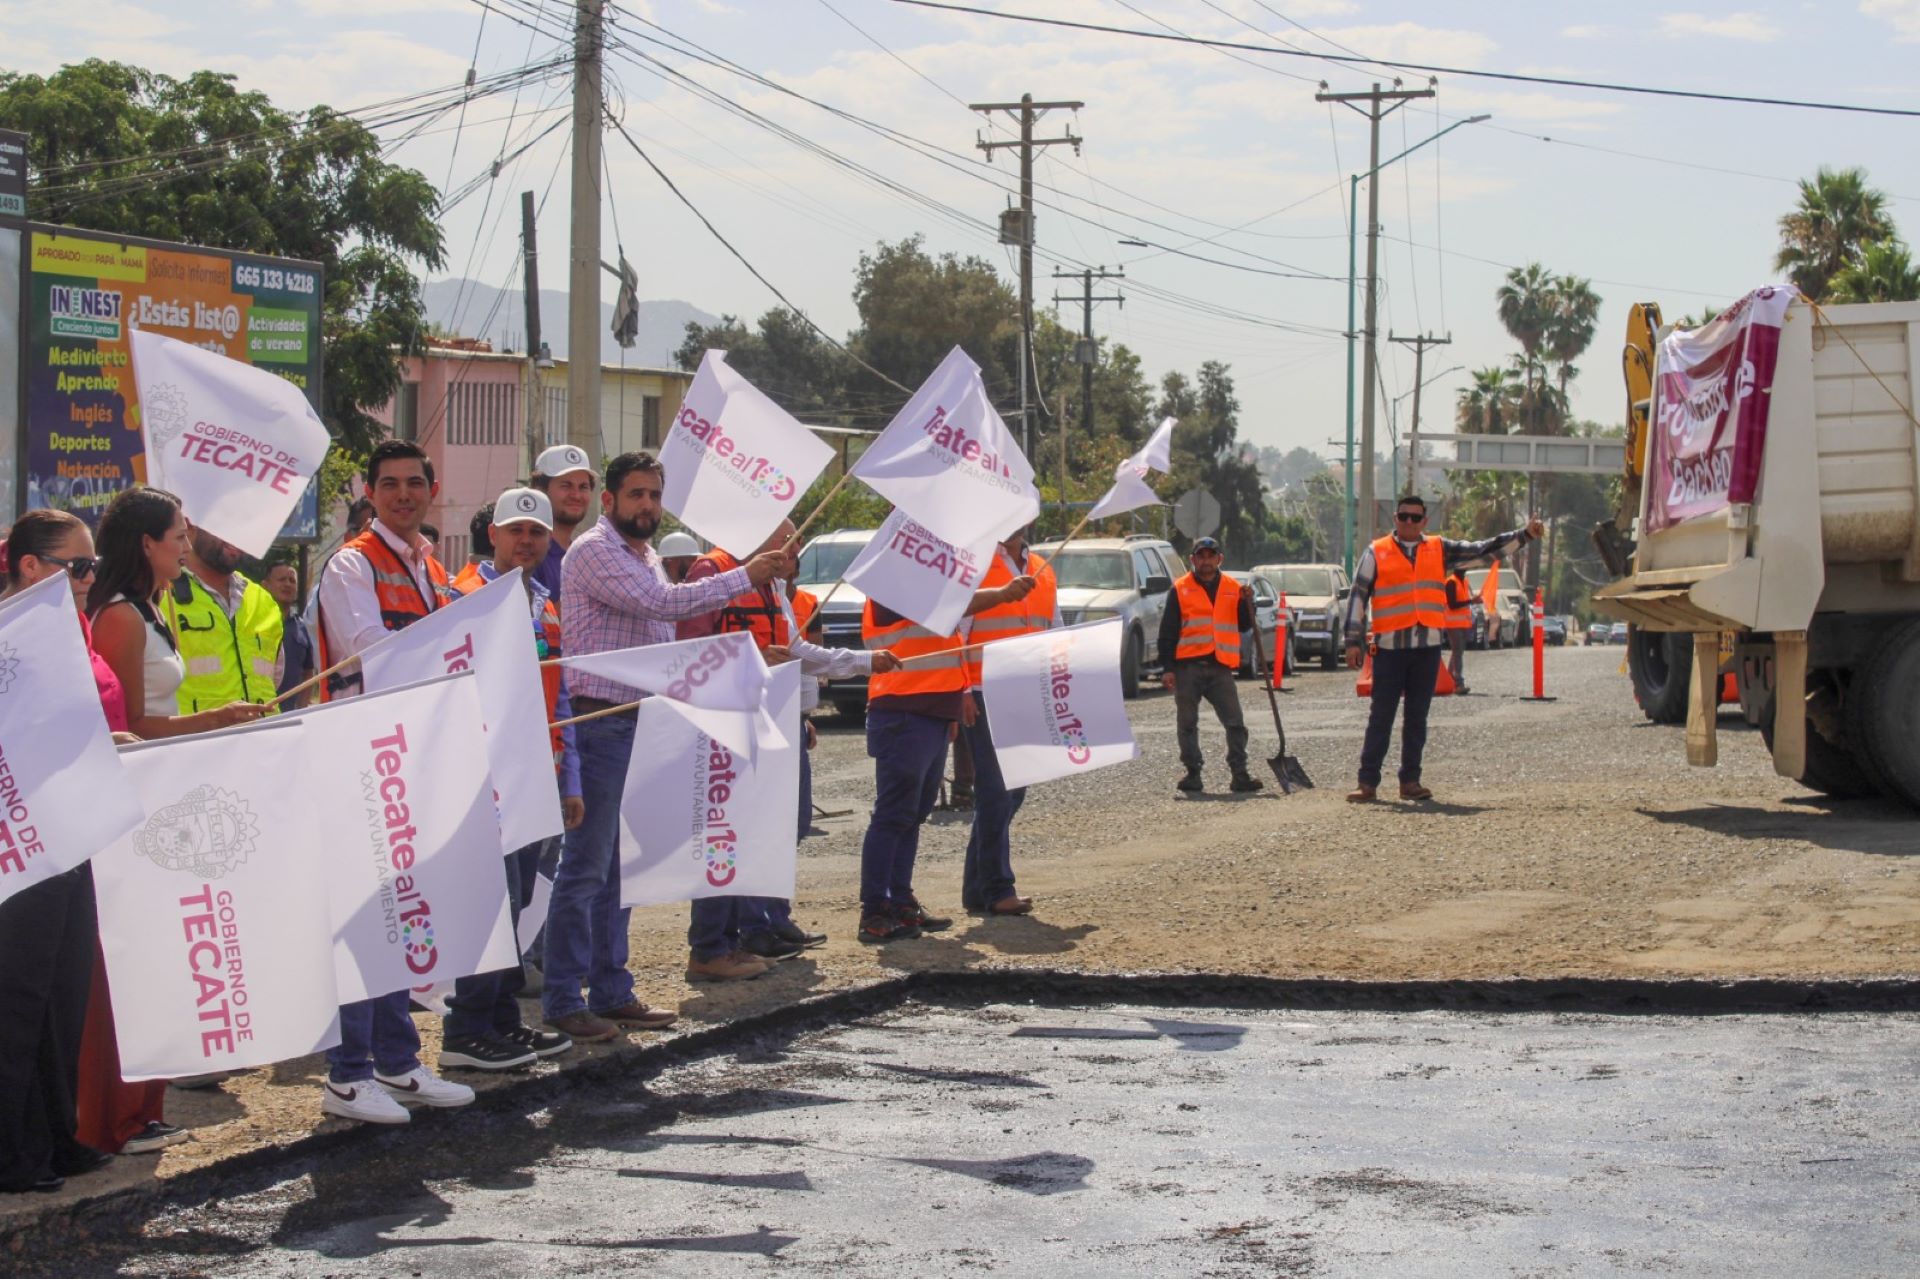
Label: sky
xmin=8 ymin=0 xmax=1920 ymax=465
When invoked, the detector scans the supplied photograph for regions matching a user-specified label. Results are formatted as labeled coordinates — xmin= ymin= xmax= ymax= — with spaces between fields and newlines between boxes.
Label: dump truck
xmin=1594 ymin=293 xmax=1920 ymax=808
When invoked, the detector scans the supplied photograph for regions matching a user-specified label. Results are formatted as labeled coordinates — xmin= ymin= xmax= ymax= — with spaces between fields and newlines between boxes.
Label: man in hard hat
xmin=1158 ymin=537 xmax=1260 ymax=794
xmin=530 ymin=444 xmax=596 ymax=600
xmin=1343 ymin=496 xmax=1542 ymax=802
xmin=656 ymin=530 xmax=701 ymax=584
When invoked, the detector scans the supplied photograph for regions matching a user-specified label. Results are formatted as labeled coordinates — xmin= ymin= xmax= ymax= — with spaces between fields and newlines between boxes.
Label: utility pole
xmin=1051 ymin=266 xmax=1123 ymax=434
xmin=520 ymin=191 xmax=546 ymax=479
xmin=567 ymin=0 xmax=604 ymax=466
xmin=1388 ymin=332 xmax=1450 ymax=499
xmin=971 ymin=93 xmax=1083 ymax=459
xmin=1317 ymin=80 xmax=1435 ymax=546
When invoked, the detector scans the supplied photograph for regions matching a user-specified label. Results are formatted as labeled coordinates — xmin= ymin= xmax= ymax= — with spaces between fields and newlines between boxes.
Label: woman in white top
xmin=87 ymin=488 xmax=265 ymax=738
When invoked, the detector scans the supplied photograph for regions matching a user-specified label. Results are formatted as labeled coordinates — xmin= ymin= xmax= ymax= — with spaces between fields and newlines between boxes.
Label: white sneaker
xmin=320 ymin=1080 xmax=411 ymax=1125
xmin=375 ymin=1067 xmax=475 ymax=1109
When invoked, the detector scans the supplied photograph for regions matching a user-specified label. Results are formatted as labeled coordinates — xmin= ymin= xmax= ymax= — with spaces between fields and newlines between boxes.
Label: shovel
xmin=1247 ymin=635 xmax=1313 ymax=793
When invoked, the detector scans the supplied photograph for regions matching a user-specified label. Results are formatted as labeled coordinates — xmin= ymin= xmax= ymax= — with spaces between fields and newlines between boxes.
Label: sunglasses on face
xmin=1395 ymin=511 xmax=1426 ymax=523
xmin=42 ymin=554 xmax=99 ymax=578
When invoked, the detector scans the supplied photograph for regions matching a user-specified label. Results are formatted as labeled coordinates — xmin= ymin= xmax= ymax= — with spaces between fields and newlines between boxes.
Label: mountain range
xmin=420 ymin=278 xmax=719 ymax=370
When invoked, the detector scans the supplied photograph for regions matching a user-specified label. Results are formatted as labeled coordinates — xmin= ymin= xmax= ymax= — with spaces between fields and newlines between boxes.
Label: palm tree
xmin=1828 ymin=239 xmax=1920 ymax=304
xmin=1456 ymin=366 xmax=1518 ymax=435
xmin=1545 ymin=274 xmax=1601 ymax=415
xmin=1775 ymin=166 xmax=1895 ymax=301
xmin=1496 ymin=263 xmax=1556 ymax=428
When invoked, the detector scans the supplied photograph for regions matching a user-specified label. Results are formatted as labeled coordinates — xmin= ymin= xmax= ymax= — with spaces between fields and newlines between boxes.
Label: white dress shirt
xmin=315 ymin=518 xmax=442 ymax=664
xmin=775 ymin=585 xmax=873 ymax=712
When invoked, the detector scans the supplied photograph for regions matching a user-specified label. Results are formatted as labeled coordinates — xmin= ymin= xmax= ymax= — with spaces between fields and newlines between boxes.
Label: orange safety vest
xmin=1172 ymin=572 xmax=1242 ymax=668
xmin=456 ymin=564 xmax=567 ymax=768
xmin=791 ymin=588 xmax=819 ymax=639
xmin=315 ymin=528 xmax=458 ymax=700
xmin=1443 ymin=571 xmax=1473 ymax=630
xmin=1369 ymin=534 xmax=1449 ymax=634
xmin=964 ymin=548 xmax=1056 ymax=686
xmin=862 ymin=599 xmax=967 ymax=700
xmin=699 ymin=549 xmax=790 ymax=651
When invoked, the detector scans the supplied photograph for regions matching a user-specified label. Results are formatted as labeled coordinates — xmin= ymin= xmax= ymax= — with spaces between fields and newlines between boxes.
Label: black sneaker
xmin=501 ymin=1025 xmax=572 ymax=1059
xmin=740 ymin=932 xmax=806 ymax=962
xmin=1177 ymin=770 xmax=1203 ymax=792
xmin=439 ymin=1033 xmax=537 ymax=1071
xmin=894 ymin=898 xmax=952 ymax=932
xmin=1229 ymin=773 xmax=1265 ymax=793
xmin=121 ymin=1121 xmax=189 ymax=1154
xmin=770 ymin=919 xmax=828 ymax=949
xmin=859 ymin=911 xmax=921 ymax=944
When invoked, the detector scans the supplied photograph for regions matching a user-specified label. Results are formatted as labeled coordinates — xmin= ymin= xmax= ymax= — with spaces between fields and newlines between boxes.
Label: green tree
xmin=675 ymin=307 xmax=858 ymax=421
xmin=1828 ymin=238 xmax=1920 ymax=304
xmin=847 ymin=236 xmax=1019 ymax=402
xmin=1775 ymin=166 xmax=1896 ymax=301
xmin=1456 ymin=366 xmax=1518 ymax=435
xmin=1495 ymin=262 xmax=1556 ymax=427
xmin=1545 ymin=274 xmax=1601 ymax=408
xmin=0 ymin=60 xmax=446 ymax=462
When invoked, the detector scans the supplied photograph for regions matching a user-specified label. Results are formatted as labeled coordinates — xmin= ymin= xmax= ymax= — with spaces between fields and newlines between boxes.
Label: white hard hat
xmin=656 ymin=531 xmax=700 ymax=558
xmin=491 ymin=487 xmax=553 ymax=531
xmin=533 ymin=444 xmax=593 ymax=480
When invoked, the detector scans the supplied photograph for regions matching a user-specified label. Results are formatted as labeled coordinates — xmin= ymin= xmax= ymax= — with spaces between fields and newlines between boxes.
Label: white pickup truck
xmin=1597 ymin=296 xmax=1920 ymax=808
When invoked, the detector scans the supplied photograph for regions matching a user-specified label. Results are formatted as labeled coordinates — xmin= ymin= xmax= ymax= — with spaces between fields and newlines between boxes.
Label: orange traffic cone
xmin=1355 ymin=650 xmax=1373 ymax=696
xmin=1435 ymin=660 xmax=1457 ymax=696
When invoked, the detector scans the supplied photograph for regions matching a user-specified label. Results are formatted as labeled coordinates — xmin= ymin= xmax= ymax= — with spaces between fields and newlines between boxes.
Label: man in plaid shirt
xmin=1342 ymin=495 xmax=1541 ymax=803
xmin=543 ymin=451 xmax=791 ymax=1044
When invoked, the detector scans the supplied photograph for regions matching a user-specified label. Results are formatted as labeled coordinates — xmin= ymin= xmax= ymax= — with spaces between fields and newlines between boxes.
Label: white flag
xmin=560 ymin=630 xmax=778 ymax=758
xmin=851 ymin=346 xmax=1040 ymax=546
xmin=0 ymin=574 xmax=144 ymax=904
xmin=131 ymin=328 xmax=331 ymax=559
xmin=663 ymin=351 xmax=834 ymax=556
xmin=1088 ymin=416 xmax=1177 ymax=520
xmin=291 ymin=675 xmax=518 ymax=1003
xmin=843 ymin=507 xmax=996 ymax=635
xmin=981 ymin=618 xmax=1140 ymax=789
xmin=94 ymin=721 xmax=342 ymax=1080
xmin=358 ymin=569 xmax=563 ymax=855
xmin=620 ymin=663 xmax=802 ymax=907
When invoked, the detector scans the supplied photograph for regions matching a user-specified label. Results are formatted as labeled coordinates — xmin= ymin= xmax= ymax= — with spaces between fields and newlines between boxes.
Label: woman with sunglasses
xmin=86 ymin=488 xmax=267 ymax=741
xmin=0 ymin=510 xmax=158 ymax=1192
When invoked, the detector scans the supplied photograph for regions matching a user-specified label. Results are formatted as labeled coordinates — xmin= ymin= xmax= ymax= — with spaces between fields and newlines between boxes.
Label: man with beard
xmin=164 ymin=523 xmax=284 ymax=715
xmin=530 ymin=444 xmax=596 ymax=601
xmin=544 ymin=452 xmax=792 ymax=1043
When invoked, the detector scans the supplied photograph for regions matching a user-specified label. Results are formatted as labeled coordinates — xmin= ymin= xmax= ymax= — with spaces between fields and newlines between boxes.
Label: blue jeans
xmin=327 ymin=991 xmax=420 ymax=1084
xmin=444 ymin=839 xmax=544 ymax=1039
xmin=688 ymin=896 xmax=749 ymax=962
xmin=798 ymin=733 xmax=813 ymax=838
xmin=962 ymin=694 xmax=1026 ymax=909
xmin=541 ymin=716 xmax=636 ymax=1020
xmin=859 ymin=708 xmax=949 ymax=911
xmin=1358 ymin=644 xmax=1444 ymax=787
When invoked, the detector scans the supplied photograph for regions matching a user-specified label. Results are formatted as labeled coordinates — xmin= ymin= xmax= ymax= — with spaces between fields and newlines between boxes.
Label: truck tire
xmin=1760 ymin=696 xmax=1875 ymax=800
xmin=1627 ymin=626 xmax=1690 ymax=724
xmin=1122 ymin=629 xmax=1142 ymax=700
xmin=1851 ymin=620 xmax=1920 ymax=810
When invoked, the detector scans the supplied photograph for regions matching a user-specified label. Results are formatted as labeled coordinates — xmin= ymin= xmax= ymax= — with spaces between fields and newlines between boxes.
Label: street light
xmin=1341 ymin=113 xmax=1489 ymax=574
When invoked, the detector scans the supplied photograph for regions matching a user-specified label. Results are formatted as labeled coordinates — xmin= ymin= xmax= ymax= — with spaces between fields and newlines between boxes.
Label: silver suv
xmin=794 ymin=527 xmax=880 ymax=718
xmin=1030 ymin=535 xmax=1181 ymax=698
xmin=1248 ymin=562 xmax=1352 ymax=669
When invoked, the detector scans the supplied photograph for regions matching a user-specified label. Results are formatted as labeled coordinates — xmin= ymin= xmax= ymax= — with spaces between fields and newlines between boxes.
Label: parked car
xmin=1247 ymin=562 xmax=1352 ymax=669
xmin=1541 ymin=615 xmax=1568 ymax=646
xmin=1225 ymin=570 xmax=1294 ymax=679
xmin=1467 ymin=566 xmax=1527 ymax=646
xmin=1587 ymin=621 xmax=1612 ymax=645
xmin=795 ymin=527 xmax=881 ymax=718
xmin=1468 ymin=599 xmax=1492 ymax=649
xmin=1609 ymin=620 xmax=1631 ymax=645
xmin=1031 ymin=534 xmax=1182 ymax=698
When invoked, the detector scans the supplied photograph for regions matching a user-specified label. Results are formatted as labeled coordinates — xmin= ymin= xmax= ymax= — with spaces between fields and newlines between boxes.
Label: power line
xmin=887 ymin=0 xmax=1920 ymax=119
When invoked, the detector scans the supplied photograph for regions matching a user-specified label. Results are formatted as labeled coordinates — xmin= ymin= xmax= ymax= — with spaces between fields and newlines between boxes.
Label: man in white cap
xmin=440 ymin=487 xmax=586 ymax=1069
xmin=529 ymin=444 xmax=596 ymax=601
xmin=655 ymin=530 xmax=700 ymax=584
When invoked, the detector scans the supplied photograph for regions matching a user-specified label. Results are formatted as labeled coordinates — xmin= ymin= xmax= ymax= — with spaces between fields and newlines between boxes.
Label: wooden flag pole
xmin=550 ymin=698 xmax=644 ymax=729
xmin=270 ymin=652 xmax=358 ymax=707
xmin=784 ymin=469 xmax=858 ymax=552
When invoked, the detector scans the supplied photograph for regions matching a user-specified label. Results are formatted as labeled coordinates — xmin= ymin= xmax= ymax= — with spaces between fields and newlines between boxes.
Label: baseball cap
xmin=491 ymin=487 xmax=553 ymax=531
xmin=533 ymin=444 xmax=593 ymax=480
xmin=1191 ymin=536 xmax=1222 ymax=553
xmin=656 ymin=531 xmax=701 ymax=558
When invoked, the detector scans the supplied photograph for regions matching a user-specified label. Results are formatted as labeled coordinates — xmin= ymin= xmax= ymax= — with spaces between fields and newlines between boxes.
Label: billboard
xmin=18 ymin=224 xmax=325 ymax=537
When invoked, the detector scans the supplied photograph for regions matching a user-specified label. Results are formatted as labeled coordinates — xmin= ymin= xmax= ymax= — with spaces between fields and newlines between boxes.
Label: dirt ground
xmin=13 ymin=643 xmax=1919 ymax=1222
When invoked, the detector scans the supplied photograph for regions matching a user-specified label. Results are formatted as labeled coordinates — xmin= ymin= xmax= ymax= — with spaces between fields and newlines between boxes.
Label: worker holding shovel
xmin=1159 ymin=537 xmax=1261 ymax=794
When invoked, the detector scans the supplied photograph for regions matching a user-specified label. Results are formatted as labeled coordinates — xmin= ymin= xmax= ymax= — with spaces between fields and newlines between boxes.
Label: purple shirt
xmin=533 ymin=536 xmax=567 ymax=602
xmin=560 ymin=519 xmax=752 ymax=705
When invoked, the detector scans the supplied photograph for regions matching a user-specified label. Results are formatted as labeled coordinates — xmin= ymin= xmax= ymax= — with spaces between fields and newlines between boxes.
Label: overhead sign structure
xmin=1172 ymin=487 xmax=1221 ymax=539
xmin=1414 ymin=433 xmax=1627 ymax=477
xmin=17 ymin=224 xmax=324 ymax=538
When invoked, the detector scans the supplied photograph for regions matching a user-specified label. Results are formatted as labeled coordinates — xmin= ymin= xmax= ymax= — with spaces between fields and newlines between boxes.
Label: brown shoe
xmin=987 ymin=895 xmax=1033 ymax=916
xmin=1346 ymin=784 xmax=1378 ymax=804
xmin=686 ymin=952 xmax=770 ymax=983
xmin=545 ymin=1010 xmax=620 ymax=1043
xmin=599 ymin=1001 xmax=679 ymax=1030
xmin=1399 ymin=782 xmax=1433 ymax=801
